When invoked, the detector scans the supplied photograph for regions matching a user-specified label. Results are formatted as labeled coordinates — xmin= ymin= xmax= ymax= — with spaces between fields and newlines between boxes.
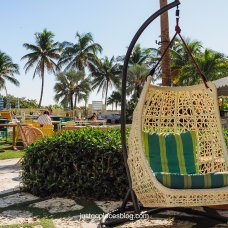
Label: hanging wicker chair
xmin=100 ymin=1 xmax=228 ymax=227
xmin=128 ymin=77 xmax=228 ymax=208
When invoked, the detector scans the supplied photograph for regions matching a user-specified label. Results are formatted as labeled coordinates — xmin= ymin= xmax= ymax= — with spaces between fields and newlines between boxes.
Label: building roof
xmin=213 ymin=77 xmax=228 ymax=96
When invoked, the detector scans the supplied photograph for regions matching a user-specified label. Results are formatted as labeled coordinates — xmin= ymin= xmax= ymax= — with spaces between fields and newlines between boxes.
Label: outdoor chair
xmin=0 ymin=118 xmax=9 ymax=141
xmin=23 ymin=119 xmax=35 ymax=125
xmin=18 ymin=123 xmax=44 ymax=147
xmin=128 ymin=79 xmax=228 ymax=208
xmin=17 ymin=123 xmax=44 ymax=163
xmin=100 ymin=1 xmax=228 ymax=226
xmin=38 ymin=124 xmax=54 ymax=136
xmin=0 ymin=111 xmax=12 ymax=122
xmin=29 ymin=122 xmax=54 ymax=136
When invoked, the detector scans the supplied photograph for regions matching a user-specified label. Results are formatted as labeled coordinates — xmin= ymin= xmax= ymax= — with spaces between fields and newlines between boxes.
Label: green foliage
xmin=0 ymin=150 xmax=25 ymax=160
xmin=171 ymin=38 xmax=228 ymax=85
xmin=224 ymin=128 xmax=228 ymax=147
xmin=3 ymin=95 xmax=39 ymax=109
xmin=21 ymin=128 xmax=128 ymax=200
xmin=22 ymin=29 xmax=61 ymax=107
xmin=54 ymin=70 xmax=90 ymax=110
xmin=0 ymin=51 xmax=20 ymax=90
xmin=91 ymin=56 xmax=121 ymax=105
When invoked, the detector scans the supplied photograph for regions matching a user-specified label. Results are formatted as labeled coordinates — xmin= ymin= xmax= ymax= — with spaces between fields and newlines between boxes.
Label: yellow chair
xmin=31 ymin=122 xmax=40 ymax=128
xmin=23 ymin=119 xmax=35 ymax=125
xmin=26 ymin=121 xmax=54 ymax=137
xmin=38 ymin=124 xmax=54 ymax=136
xmin=0 ymin=111 xmax=12 ymax=121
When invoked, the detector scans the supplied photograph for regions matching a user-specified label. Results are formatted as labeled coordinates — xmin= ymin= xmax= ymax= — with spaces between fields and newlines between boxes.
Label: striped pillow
xmin=154 ymin=172 xmax=228 ymax=189
xmin=142 ymin=131 xmax=198 ymax=174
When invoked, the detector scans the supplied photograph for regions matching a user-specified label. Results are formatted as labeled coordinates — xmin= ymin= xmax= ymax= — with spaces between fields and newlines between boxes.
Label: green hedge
xmin=21 ymin=128 xmax=128 ymax=200
xmin=21 ymin=128 xmax=228 ymax=200
xmin=224 ymin=128 xmax=228 ymax=147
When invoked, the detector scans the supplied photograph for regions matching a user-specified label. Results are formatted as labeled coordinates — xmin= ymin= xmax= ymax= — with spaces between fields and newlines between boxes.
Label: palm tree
xmin=0 ymin=51 xmax=20 ymax=94
xmin=170 ymin=38 xmax=228 ymax=86
xmin=91 ymin=56 xmax=121 ymax=106
xmin=80 ymin=93 xmax=89 ymax=118
xmin=58 ymin=32 xmax=102 ymax=72
xmin=54 ymin=72 xmax=75 ymax=110
xmin=21 ymin=29 xmax=61 ymax=107
xmin=171 ymin=38 xmax=203 ymax=85
xmin=198 ymin=49 xmax=228 ymax=81
xmin=117 ymin=44 xmax=152 ymax=70
xmin=73 ymin=73 xmax=90 ymax=110
xmin=107 ymin=96 xmax=114 ymax=111
xmin=160 ymin=0 xmax=171 ymax=86
xmin=127 ymin=64 xmax=150 ymax=98
xmin=54 ymin=70 xmax=90 ymax=111
xmin=108 ymin=91 xmax=121 ymax=111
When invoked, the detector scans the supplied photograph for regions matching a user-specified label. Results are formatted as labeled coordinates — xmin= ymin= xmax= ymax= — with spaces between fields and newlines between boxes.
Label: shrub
xmin=224 ymin=128 xmax=228 ymax=147
xmin=21 ymin=128 xmax=128 ymax=200
xmin=21 ymin=127 xmax=228 ymax=200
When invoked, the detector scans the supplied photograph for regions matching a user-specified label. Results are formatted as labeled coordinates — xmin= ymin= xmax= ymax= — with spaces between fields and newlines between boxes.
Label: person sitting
xmin=88 ymin=113 xmax=97 ymax=121
xmin=37 ymin=110 xmax=52 ymax=126
xmin=11 ymin=111 xmax=18 ymax=122
xmin=48 ymin=106 xmax=53 ymax=115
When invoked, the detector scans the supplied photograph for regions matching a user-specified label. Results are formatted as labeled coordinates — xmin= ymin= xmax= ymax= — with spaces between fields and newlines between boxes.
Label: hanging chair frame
xmin=100 ymin=0 xmax=228 ymax=227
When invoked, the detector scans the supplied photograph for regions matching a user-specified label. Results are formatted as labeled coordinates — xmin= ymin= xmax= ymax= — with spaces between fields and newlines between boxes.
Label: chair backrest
xmin=38 ymin=124 xmax=54 ymax=136
xmin=140 ymin=80 xmax=227 ymax=173
xmin=23 ymin=119 xmax=35 ymax=125
xmin=0 ymin=111 xmax=12 ymax=121
xmin=31 ymin=122 xmax=41 ymax=128
xmin=17 ymin=124 xmax=44 ymax=146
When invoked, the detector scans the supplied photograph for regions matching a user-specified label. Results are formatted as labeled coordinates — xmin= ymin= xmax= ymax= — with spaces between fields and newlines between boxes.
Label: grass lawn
xmin=0 ymin=140 xmax=25 ymax=160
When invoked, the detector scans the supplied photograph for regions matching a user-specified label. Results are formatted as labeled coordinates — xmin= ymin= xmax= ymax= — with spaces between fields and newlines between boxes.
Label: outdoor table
xmin=74 ymin=120 xmax=106 ymax=126
xmin=89 ymin=125 xmax=121 ymax=130
xmin=51 ymin=121 xmax=61 ymax=131
xmin=62 ymin=125 xmax=86 ymax=130
xmin=0 ymin=123 xmax=27 ymax=150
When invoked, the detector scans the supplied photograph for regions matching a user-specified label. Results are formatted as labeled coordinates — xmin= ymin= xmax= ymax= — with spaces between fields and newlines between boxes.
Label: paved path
xmin=0 ymin=159 xmax=227 ymax=228
xmin=0 ymin=158 xmax=21 ymax=195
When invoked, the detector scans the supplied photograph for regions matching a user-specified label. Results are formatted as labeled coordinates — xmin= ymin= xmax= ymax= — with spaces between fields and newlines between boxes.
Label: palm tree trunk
xmin=104 ymin=81 xmax=109 ymax=106
xmin=84 ymin=101 xmax=87 ymax=119
xmin=4 ymin=86 xmax=8 ymax=97
xmin=70 ymin=93 xmax=74 ymax=111
xmin=38 ymin=64 xmax=45 ymax=107
xmin=115 ymin=102 xmax=118 ymax=111
xmin=74 ymin=94 xmax=77 ymax=117
xmin=160 ymin=0 xmax=171 ymax=86
xmin=74 ymin=93 xmax=77 ymax=109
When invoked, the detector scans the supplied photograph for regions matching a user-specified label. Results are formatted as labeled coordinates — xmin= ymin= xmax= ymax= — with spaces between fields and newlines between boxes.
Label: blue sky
xmin=1 ymin=0 xmax=228 ymax=106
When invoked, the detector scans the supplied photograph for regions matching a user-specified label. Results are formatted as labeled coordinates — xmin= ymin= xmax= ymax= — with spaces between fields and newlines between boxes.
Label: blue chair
xmin=0 ymin=118 xmax=9 ymax=141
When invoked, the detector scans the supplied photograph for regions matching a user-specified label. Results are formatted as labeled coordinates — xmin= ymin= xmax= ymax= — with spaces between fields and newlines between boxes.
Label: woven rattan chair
xmin=18 ymin=124 xmax=44 ymax=146
xmin=100 ymin=1 xmax=228 ymax=227
xmin=128 ymin=78 xmax=228 ymax=208
xmin=17 ymin=124 xmax=44 ymax=163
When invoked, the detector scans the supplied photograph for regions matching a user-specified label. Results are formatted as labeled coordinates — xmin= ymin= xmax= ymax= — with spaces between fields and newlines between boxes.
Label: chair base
xmin=99 ymin=206 xmax=228 ymax=228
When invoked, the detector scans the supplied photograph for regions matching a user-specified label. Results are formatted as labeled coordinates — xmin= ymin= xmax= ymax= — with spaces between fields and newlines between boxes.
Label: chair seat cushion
xmin=154 ymin=172 xmax=228 ymax=189
xmin=142 ymin=131 xmax=198 ymax=174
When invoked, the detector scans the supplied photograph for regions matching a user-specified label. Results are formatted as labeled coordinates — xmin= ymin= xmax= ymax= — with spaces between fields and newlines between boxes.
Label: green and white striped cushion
xmin=154 ymin=172 xmax=228 ymax=189
xmin=142 ymin=131 xmax=198 ymax=174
